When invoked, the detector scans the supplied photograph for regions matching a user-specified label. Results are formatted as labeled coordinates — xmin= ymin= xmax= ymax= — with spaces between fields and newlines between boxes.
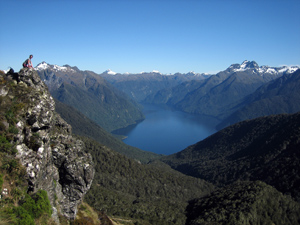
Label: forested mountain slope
xmin=81 ymin=137 xmax=215 ymax=225
xmin=36 ymin=62 xmax=144 ymax=132
xmin=146 ymin=61 xmax=294 ymax=113
xmin=54 ymin=99 xmax=160 ymax=163
xmin=186 ymin=181 xmax=300 ymax=225
xmin=144 ymin=61 xmax=299 ymax=128
xmin=218 ymin=69 xmax=300 ymax=129
xmin=160 ymin=112 xmax=300 ymax=202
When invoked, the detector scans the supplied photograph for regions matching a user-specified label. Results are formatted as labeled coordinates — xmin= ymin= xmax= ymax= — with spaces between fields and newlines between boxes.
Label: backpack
xmin=22 ymin=59 xmax=28 ymax=67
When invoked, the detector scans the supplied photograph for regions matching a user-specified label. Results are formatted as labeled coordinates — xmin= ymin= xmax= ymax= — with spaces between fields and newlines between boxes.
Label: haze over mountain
xmin=143 ymin=60 xmax=299 ymax=127
xmin=100 ymin=70 xmax=210 ymax=102
xmin=218 ymin=69 xmax=300 ymax=128
xmin=36 ymin=62 xmax=144 ymax=132
xmin=36 ymin=60 xmax=300 ymax=133
xmin=101 ymin=60 xmax=298 ymax=103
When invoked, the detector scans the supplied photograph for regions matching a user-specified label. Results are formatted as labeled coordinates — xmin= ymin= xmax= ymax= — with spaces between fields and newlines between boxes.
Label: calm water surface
xmin=113 ymin=104 xmax=219 ymax=155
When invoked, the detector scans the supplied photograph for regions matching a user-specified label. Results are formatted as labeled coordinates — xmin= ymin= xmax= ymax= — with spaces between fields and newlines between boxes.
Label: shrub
xmin=14 ymin=206 xmax=35 ymax=225
xmin=21 ymin=190 xmax=52 ymax=219
xmin=32 ymin=190 xmax=52 ymax=218
xmin=1 ymin=159 xmax=19 ymax=173
xmin=0 ymin=134 xmax=17 ymax=155
xmin=0 ymin=134 xmax=12 ymax=153
xmin=8 ymin=125 xmax=19 ymax=134
xmin=5 ymin=110 xmax=16 ymax=125
xmin=11 ymin=187 xmax=24 ymax=202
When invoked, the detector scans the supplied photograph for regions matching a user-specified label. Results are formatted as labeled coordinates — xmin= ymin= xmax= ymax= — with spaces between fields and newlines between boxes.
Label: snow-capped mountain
xmin=184 ymin=71 xmax=211 ymax=77
xmin=228 ymin=60 xmax=299 ymax=75
xmin=152 ymin=70 xmax=160 ymax=74
xmin=36 ymin=62 xmax=76 ymax=73
xmin=103 ymin=69 xmax=117 ymax=75
xmin=35 ymin=60 xmax=299 ymax=78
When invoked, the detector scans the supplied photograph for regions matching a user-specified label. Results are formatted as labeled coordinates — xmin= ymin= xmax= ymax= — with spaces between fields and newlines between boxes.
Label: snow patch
xmin=231 ymin=61 xmax=299 ymax=75
xmin=36 ymin=62 xmax=49 ymax=70
xmin=266 ymin=68 xmax=277 ymax=74
xmin=104 ymin=69 xmax=117 ymax=75
xmin=36 ymin=62 xmax=75 ymax=73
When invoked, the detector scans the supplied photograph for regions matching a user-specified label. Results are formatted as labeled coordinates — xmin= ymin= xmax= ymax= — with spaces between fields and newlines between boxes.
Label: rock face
xmin=1 ymin=68 xmax=94 ymax=221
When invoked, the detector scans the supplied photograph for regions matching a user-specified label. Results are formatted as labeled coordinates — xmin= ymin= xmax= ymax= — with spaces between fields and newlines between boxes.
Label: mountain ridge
xmin=159 ymin=112 xmax=300 ymax=202
xmin=218 ymin=69 xmax=300 ymax=128
xmin=144 ymin=62 xmax=300 ymax=129
xmin=36 ymin=62 xmax=144 ymax=132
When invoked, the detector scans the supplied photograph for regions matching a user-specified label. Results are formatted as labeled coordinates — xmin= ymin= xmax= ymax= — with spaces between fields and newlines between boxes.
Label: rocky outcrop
xmin=1 ymin=68 xmax=94 ymax=221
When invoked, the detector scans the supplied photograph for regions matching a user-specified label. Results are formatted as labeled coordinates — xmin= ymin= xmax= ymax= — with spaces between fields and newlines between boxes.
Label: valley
xmin=34 ymin=60 xmax=300 ymax=224
xmin=1 ymin=60 xmax=300 ymax=225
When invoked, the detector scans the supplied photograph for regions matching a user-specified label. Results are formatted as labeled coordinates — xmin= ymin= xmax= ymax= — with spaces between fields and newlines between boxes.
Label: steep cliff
xmin=0 ymin=68 xmax=94 ymax=222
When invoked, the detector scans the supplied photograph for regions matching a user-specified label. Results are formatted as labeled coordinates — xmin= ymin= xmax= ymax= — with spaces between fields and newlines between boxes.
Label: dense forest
xmin=186 ymin=181 xmax=300 ymax=225
xmin=81 ymin=136 xmax=214 ymax=225
xmin=160 ymin=112 xmax=300 ymax=202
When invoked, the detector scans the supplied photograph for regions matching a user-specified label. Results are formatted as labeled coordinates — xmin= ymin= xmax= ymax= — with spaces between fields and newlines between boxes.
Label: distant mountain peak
xmin=36 ymin=62 xmax=76 ymax=73
xmin=228 ymin=60 xmax=299 ymax=75
xmin=228 ymin=60 xmax=259 ymax=72
xmin=188 ymin=71 xmax=196 ymax=75
xmin=103 ymin=69 xmax=117 ymax=75
xmin=152 ymin=70 xmax=161 ymax=74
xmin=241 ymin=60 xmax=259 ymax=69
xmin=36 ymin=61 xmax=50 ymax=70
xmin=140 ymin=70 xmax=162 ymax=74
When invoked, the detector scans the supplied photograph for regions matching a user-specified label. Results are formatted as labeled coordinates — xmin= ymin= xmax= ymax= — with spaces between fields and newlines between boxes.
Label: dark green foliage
xmin=186 ymin=181 xmax=300 ymax=225
xmin=5 ymin=109 xmax=17 ymax=125
xmin=0 ymin=190 xmax=52 ymax=225
xmin=21 ymin=190 xmax=52 ymax=219
xmin=0 ymin=190 xmax=53 ymax=225
xmin=0 ymin=134 xmax=17 ymax=154
xmin=13 ymin=206 xmax=35 ymax=225
xmin=161 ymin=112 xmax=300 ymax=202
xmin=8 ymin=125 xmax=19 ymax=134
xmin=1 ymin=158 xmax=19 ymax=173
xmin=82 ymin=136 xmax=214 ymax=225
xmin=0 ymin=174 xmax=3 ymax=191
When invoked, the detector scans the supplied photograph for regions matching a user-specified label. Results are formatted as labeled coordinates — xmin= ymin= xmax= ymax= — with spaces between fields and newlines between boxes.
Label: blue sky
xmin=1 ymin=0 xmax=299 ymax=74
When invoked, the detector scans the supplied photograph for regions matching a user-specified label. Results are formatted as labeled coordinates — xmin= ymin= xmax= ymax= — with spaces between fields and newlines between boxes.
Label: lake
xmin=113 ymin=104 xmax=219 ymax=155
